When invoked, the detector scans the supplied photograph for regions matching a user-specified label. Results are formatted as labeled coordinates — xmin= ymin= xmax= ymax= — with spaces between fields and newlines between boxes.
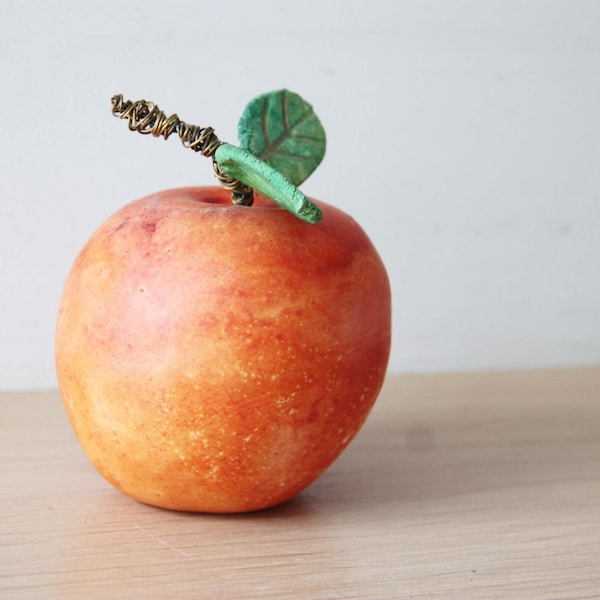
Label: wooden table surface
xmin=1 ymin=368 xmax=599 ymax=599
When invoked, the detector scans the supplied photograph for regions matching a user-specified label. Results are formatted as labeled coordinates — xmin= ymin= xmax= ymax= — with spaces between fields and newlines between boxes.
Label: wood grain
xmin=2 ymin=369 xmax=599 ymax=599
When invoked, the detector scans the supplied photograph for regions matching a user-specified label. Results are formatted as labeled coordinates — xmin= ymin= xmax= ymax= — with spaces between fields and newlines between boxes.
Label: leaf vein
xmin=260 ymin=100 xmax=270 ymax=148
xmin=281 ymin=91 xmax=291 ymax=135
xmin=260 ymin=112 xmax=317 ymax=160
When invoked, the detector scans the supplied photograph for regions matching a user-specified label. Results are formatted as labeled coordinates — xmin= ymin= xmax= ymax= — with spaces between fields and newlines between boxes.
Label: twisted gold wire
xmin=111 ymin=95 xmax=179 ymax=139
xmin=111 ymin=94 xmax=253 ymax=205
xmin=178 ymin=122 xmax=220 ymax=157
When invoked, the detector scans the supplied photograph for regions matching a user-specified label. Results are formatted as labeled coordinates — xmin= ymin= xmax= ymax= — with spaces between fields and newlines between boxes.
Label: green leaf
xmin=237 ymin=89 xmax=326 ymax=186
xmin=215 ymin=144 xmax=322 ymax=224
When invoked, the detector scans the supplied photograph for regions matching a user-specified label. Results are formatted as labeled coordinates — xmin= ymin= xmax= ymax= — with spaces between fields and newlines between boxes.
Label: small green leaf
xmin=237 ymin=89 xmax=326 ymax=186
xmin=215 ymin=144 xmax=322 ymax=224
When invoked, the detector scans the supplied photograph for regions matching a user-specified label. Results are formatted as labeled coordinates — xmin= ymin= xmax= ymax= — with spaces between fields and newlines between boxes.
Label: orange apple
xmin=55 ymin=186 xmax=391 ymax=512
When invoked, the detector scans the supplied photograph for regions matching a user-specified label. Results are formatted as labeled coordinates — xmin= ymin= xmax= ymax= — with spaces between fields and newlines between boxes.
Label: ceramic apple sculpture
xmin=55 ymin=90 xmax=391 ymax=513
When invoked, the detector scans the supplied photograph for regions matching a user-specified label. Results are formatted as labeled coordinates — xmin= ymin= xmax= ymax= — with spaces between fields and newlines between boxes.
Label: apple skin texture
xmin=56 ymin=187 xmax=391 ymax=513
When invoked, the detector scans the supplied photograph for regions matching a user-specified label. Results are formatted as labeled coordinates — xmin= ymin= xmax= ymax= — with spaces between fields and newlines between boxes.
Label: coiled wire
xmin=111 ymin=94 xmax=253 ymax=205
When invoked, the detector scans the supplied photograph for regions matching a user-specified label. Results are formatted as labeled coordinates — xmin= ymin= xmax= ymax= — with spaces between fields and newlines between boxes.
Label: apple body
xmin=55 ymin=186 xmax=391 ymax=513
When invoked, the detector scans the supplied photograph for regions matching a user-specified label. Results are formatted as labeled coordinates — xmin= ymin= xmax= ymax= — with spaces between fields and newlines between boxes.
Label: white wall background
xmin=1 ymin=0 xmax=599 ymax=390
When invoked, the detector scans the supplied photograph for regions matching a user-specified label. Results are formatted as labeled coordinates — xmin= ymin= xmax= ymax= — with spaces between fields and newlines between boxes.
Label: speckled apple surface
xmin=55 ymin=187 xmax=391 ymax=513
